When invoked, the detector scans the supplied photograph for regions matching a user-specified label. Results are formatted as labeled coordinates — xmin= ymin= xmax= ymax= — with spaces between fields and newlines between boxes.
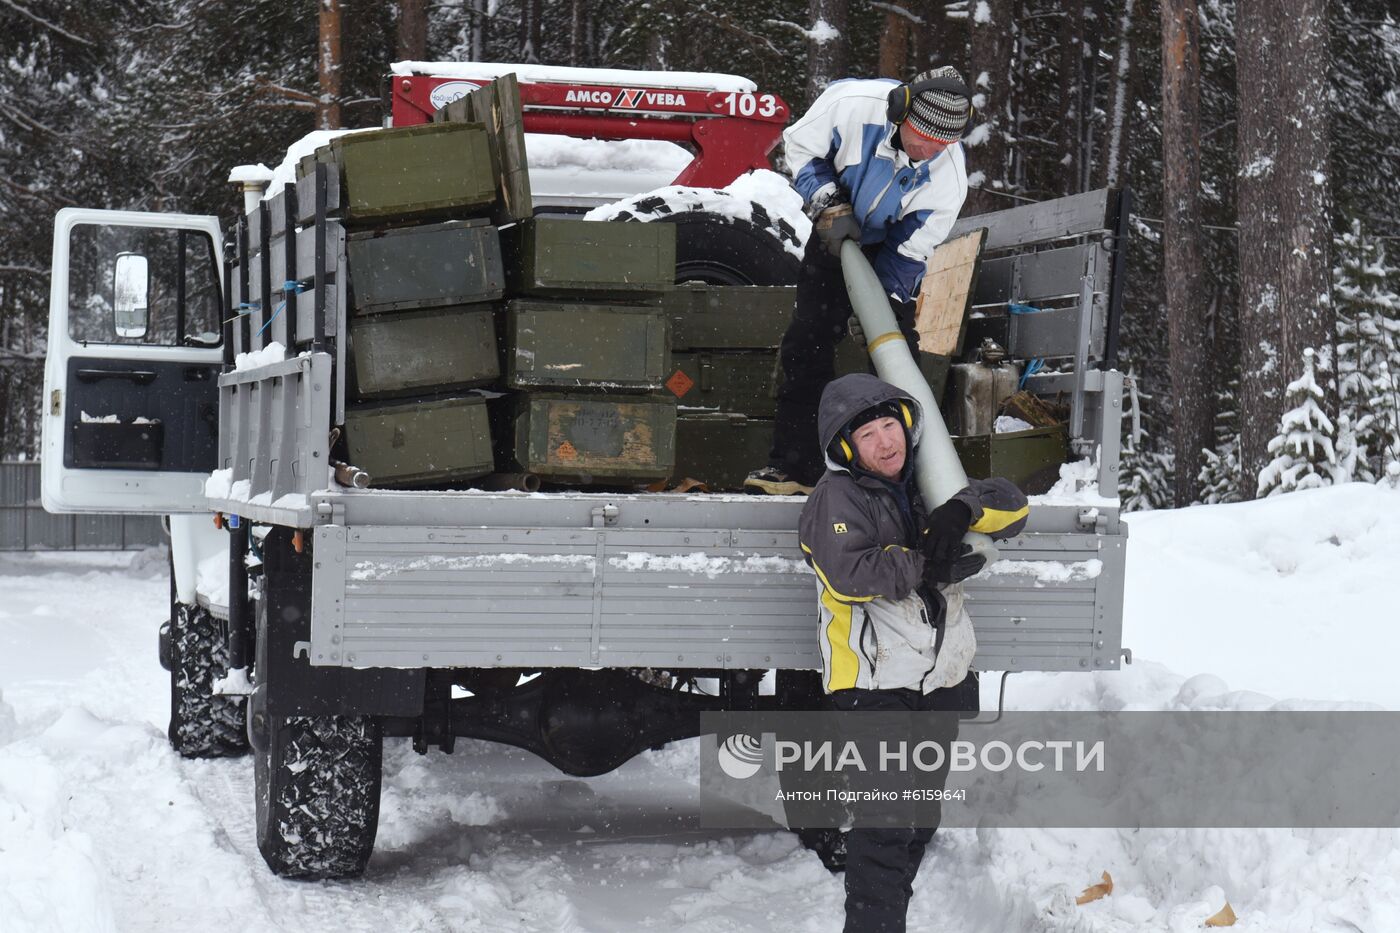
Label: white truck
xmin=41 ymin=64 xmax=1130 ymax=879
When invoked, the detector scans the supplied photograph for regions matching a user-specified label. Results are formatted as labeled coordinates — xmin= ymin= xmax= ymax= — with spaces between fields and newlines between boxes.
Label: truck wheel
xmin=254 ymin=713 xmax=383 ymax=879
xmin=610 ymin=201 xmax=802 ymax=285
xmin=167 ymin=602 xmax=249 ymax=758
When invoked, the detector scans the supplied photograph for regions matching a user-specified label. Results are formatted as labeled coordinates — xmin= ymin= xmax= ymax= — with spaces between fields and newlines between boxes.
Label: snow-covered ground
xmin=2 ymin=483 xmax=1398 ymax=932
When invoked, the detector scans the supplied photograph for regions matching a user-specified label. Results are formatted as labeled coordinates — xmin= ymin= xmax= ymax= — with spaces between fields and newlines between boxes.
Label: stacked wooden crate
xmin=664 ymin=284 xmax=868 ymax=490
xmin=301 ymin=76 xmax=683 ymax=490
xmin=303 ymin=120 xmax=506 ymax=487
xmin=495 ymin=217 xmax=677 ymax=485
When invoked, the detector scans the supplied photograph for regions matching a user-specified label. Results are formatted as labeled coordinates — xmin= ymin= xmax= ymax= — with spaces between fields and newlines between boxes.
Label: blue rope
xmin=255 ymin=300 xmax=286 ymax=338
xmin=1007 ymin=302 xmax=1040 ymax=315
xmin=250 ymin=282 xmax=311 ymax=338
xmin=1019 ymin=357 xmax=1045 ymax=390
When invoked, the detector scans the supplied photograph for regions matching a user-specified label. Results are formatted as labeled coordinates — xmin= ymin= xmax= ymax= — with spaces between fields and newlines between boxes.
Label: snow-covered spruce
xmin=167 ymin=602 xmax=249 ymax=758
xmin=255 ymin=715 xmax=383 ymax=879
xmin=1257 ymin=347 xmax=1340 ymax=497
xmin=585 ymin=170 xmax=807 ymax=285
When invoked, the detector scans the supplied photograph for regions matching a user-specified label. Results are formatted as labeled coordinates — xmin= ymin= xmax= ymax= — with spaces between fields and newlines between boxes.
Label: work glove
xmin=846 ymin=314 xmax=866 ymax=350
xmin=802 ymin=181 xmax=847 ymax=220
xmin=814 ymin=204 xmax=860 ymax=257
xmin=923 ymin=543 xmax=986 ymax=586
xmin=921 ymin=497 xmax=973 ymax=563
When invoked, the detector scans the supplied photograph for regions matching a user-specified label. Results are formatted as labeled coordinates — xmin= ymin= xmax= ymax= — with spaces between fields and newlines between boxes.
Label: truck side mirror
xmin=113 ymin=251 xmax=149 ymax=339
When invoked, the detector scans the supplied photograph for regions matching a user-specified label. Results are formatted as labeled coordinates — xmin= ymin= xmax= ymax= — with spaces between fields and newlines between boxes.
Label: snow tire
xmin=254 ymin=713 xmax=383 ymax=880
xmin=610 ymin=202 xmax=802 ymax=286
xmin=167 ymin=602 xmax=249 ymax=758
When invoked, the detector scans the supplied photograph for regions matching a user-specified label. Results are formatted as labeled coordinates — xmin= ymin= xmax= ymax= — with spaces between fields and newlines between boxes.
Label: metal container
xmin=350 ymin=306 xmax=498 ymax=399
xmin=499 ymin=393 xmax=677 ymax=484
xmin=345 ymin=395 xmax=494 ymax=488
xmin=952 ymin=424 xmax=1068 ymax=495
xmin=674 ymin=413 xmax=773 ymax=491
xmin=308 ymin=122 xmax=497 ymax=224
xmin=505 ymin=299 xmax=669 ymax=392
xmin=950 ymin=357 xmax=1023 ymax=436
xmin=347 ymin=220 xmax=504 ymax=314
xmin=504 ymin=218 xmax=675 ymax=297
xmin=665 ymin=284 xmax=795 ymax=349
xmin=667 ymin=351 xmax=779 ymax=418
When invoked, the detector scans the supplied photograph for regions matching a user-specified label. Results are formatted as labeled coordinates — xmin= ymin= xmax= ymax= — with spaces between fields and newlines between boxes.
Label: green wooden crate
xmin=831 ymin=338 xmax=951 ymax=400
xmin=667 ymin=351 xmax=780 ymax=418
xmin=952 ymin=425 xmax=1068 ymax=495
xmin=434 ymin=74 xmax=532 ymax=226
xmin=307 ymin=122 xmax=497 ymax=224
xmin=345 ymin=395 xmax=494 ymax=488
xmin=504 ymin=218 xmax=675 ymax=297
xmin=500 ymin=393 xmax=677 ymax=484
xmin=674 ymin=413 xmax=773 ymax=491
xmin=505 ymin=299 xmax=669 ymax=392
xmin=665 ymin=284 xmax=796 ymax=349
xmin=350 ymin=306 xmax=498 ymax=399
xmin=347 ymin=220 xmax=504 ymax=314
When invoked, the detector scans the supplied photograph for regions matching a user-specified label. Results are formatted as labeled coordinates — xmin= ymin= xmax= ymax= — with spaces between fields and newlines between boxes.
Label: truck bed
xmin=206 ymin=474 xmax=1125 ymax=675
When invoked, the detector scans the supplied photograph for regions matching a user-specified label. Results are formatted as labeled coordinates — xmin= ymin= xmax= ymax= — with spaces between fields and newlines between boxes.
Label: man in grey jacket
xmin=798 ymin=372 xmax=1028 ymax=933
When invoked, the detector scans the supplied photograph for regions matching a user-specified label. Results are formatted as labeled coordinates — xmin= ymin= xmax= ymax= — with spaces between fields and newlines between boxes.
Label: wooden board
xmin=914 ymin=229 xmax=986 ymax=357
xmin=436 ymin=74 xmax=532 ymax=225
xmin=949 ymin=188 xmax=1115 ymax=251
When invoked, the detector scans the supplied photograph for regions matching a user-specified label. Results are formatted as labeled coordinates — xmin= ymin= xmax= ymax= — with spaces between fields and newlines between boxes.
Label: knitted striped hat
xmin=906 ymin=66 xmax=970 ymax=142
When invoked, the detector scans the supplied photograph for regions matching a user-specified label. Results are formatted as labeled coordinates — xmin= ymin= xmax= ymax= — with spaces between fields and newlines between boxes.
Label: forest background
xmin=1 ymin=0 xmax=1397 ymax=508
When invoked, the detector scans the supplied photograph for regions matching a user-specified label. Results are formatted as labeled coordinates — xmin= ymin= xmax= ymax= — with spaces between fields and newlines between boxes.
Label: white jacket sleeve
xmin=782 ymin=87 xmax=852 ymax=204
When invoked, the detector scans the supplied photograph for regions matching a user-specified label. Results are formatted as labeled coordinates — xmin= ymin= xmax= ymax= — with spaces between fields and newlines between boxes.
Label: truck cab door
xmin=42 ymin=208 xmax=225 ymax=514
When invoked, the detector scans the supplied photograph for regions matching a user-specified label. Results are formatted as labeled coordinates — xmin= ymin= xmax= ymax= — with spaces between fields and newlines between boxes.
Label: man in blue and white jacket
xmin=744 ymin=67 xmax=971 ymax=496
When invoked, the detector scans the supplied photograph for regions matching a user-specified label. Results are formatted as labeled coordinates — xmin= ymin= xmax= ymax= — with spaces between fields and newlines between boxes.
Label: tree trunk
xmin=570 ymin=0 xmax=587 ymax=66
xmin=467 ymin=0 xmax=487 ymax=61
xmin=396 ymin=0 xmax=427 ymax=62
xmin=878 ymin=10 xmax=909 ymax=78
xmin=1277 ymin=0 xmax=1335 ymax=417
xmin=806 ymin=0 xmax=849 ymax=105
xmin=1078 ymin=0 xmax=1104 ymax=193
xmin=916 ymin=0 xmax=965 ymax=74
xmin=966 ymin=0 xmax=1014 ymax=214
xmin=1057 ymin=4 xmax=1083 ymax=195
xmin=1236 ymin=0 xmax=1335 ymax=492
xmin=317 ymin=0 xmax=342 ymax=130
xmin=1161 ymin=0 xmax=1210 ymax=506
xmin=1099 ymin=0 xmax=1137 ymax=189
xmin=519 ymin=0 xmax=542 ymax=64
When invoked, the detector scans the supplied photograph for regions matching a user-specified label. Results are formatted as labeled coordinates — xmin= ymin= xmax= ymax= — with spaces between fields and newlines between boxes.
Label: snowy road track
xmin=3 ymin=483 xmax=1399 ymax=933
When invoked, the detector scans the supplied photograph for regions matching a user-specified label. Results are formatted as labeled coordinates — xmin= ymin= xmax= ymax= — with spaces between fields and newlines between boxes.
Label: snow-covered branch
xmin=254 ymin=76 xmax=318 ymax=111
xmin=0 ymin=0 xmax=95 ymax=47
xmin=696 ymin=11 xmax=786 ymax=58
xmin=764 ymin=18 xmax=841 ymax=44
xmin=869 ymin=3 xmax=925 ymax=25
xmin=0 ymin=175 xmax=76 ymax=208
xmin=0 ymin=263 xmax=49 ymax=277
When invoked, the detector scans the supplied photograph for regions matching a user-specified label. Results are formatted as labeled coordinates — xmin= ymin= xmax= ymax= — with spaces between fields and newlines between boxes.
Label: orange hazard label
xmin=555 ymin=440 xmax=579 ymax=461
xmin=666 ymin=369 xmax=695 ymax=398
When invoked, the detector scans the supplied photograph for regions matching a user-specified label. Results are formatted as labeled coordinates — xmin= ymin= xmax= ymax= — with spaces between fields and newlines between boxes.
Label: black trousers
xmin=829 ymin=685 xmax=964 ymax=933
xmin=769 ymin=237 xmax=922 ymax=486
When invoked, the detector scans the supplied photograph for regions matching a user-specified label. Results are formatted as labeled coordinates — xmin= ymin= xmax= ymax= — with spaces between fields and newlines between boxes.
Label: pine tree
xmin=1118 ymin=370 xmax=1174 ymax=511
xmin=1197 ymin=380 xmax=1243 ymax=503
xmin=1333 ymin=220 xmax=1400 ymax=483
xmin=1257 ymin=348 xmax=1340 ymax=496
